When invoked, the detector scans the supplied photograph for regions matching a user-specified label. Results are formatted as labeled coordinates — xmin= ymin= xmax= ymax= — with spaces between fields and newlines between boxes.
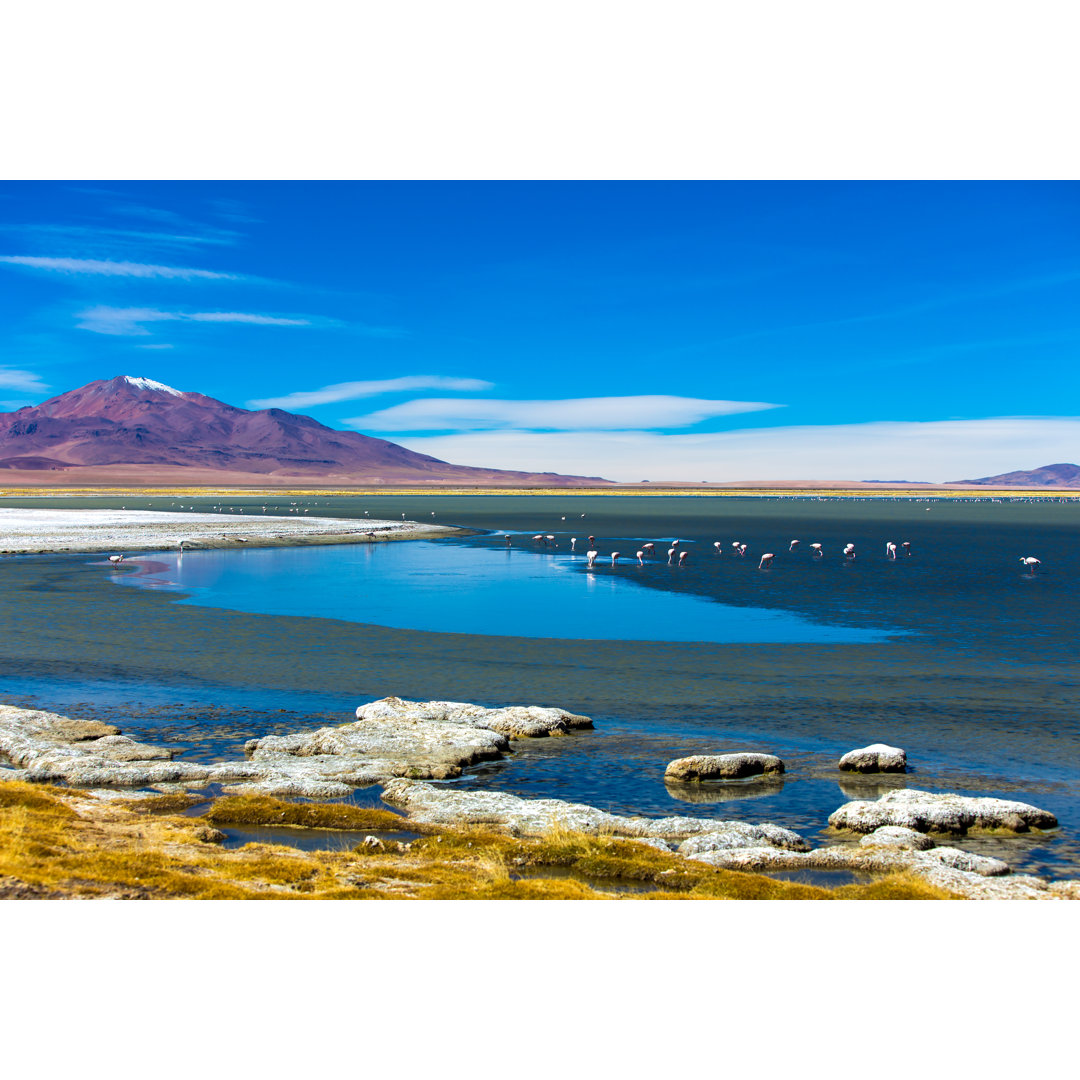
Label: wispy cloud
xmin=0 ymin=255 xmax=240 ymax=280
xmin=75 ymin=306 xmax=314 ymax=336
xmin=248 ymin=376 xmax=495 ymax=411
xmin=0 ymin=223 xmax=238 ymax=249
xmin=0 ymin=366 xmax=49 ymax=395
xmin=393 ymin=417 xmax=1080 ymax=483
xmin=135 ymin=343 xmax=175 ymax=350
xmin=346 ymin=395 xmax=782 ymax=432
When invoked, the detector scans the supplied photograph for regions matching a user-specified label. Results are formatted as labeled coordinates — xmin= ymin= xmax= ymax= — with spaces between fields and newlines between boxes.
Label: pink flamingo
xmin=636 ymin=550 xmax=645 ymax=565
xmin=610 ymin=552 xmax=621 ymax=567
xmin=678 ymin=550 xmax=688 ymax=566
xmin=586 ymin=550 xmax=599 ymax=567
xmin=759 ymin=553 xmax=775 ymax=569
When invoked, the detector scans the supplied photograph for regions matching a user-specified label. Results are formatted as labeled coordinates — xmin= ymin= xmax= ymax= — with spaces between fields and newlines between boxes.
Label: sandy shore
xmin=0 ymin=508 xmax=464 ymax=555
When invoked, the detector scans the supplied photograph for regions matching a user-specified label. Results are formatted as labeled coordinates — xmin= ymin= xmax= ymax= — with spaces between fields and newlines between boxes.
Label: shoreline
xmin=0 ymin=508 xmax=466 ymax=555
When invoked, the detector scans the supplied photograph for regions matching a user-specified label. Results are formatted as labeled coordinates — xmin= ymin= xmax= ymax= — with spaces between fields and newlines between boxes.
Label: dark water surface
xmin=1 ymin=493 xmax=1078 ymax=878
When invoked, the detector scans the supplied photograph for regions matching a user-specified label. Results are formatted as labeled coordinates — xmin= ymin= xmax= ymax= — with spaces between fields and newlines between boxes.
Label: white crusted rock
xmin=860 ymin=826 xmax=935 ymax=850
xmin=354 ymin=696 xmax=593 ymax=738
xmin=829 ymin=788 xmax=1058 ymax=835
xmin=677 ymin=823 xmax=810 ymax=855
xmin=839 ymin=743 xmax=907 ymax=773
xmin=664 ymin=753 xmax=784 ymax=782
xmin=381 ymin=779 xmax=803 ymax=846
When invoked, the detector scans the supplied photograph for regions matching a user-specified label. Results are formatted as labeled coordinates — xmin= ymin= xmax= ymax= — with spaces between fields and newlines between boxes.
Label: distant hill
xmin=958 ymin=463 xmax=1080 ymax=488
xmin=0 ymin=376 xmax=611 ymax=487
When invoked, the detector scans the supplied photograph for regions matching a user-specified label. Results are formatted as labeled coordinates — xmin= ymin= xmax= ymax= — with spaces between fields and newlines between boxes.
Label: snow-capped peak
xmin=122 ymin=376 xmax=184 ymax=397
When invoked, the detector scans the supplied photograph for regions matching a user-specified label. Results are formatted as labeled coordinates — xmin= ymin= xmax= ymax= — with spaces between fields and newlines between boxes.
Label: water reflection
xmin=835 ymin=775 xmax=911 ymax=801
xmin=664 ymin=777 xmax=786 ymax=804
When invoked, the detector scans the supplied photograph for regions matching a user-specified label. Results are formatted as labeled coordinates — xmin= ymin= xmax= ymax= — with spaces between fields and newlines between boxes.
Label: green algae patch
xmin=203 ymin=794 xmax=411 ymax=831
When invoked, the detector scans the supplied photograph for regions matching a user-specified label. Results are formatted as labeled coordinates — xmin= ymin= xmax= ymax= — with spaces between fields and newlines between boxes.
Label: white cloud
xmin=0 ymin=366 xmax=49 ymax=395
xmin=391 ymin=417 xmax=1080 ymax=483
xmin=247 ymin=376 xmax=496 ymax=411
xmin=0 ymin=255 xmax=239 ymax=280
xmin=75 ymin=306 xmax=312 ymax=336
xmin=347 ymin=395 xmax=782 ymax=432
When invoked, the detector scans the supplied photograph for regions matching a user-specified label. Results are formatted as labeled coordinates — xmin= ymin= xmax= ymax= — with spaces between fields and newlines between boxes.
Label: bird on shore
xmin=1020 ymin=556 xmax=1041 ymax=572
xmin=810 ymin=543 xmax=823 ymax=557
xmin=789 ymin=540 xmax=800 ymax=552
xmin=108 ymin=554 xmax=124 ymax=563
xmin=886 ymin=541 xmax=897 ymax=559
xmin=586 ymin=549 xmax=598 ymax=567
xmin=759 ymin=553 xmax=775 ymax=569
xmin=844 ymin=543 xmax=856 ymax=560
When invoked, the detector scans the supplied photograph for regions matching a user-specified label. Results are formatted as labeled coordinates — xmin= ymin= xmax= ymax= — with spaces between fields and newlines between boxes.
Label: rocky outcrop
xmin=677 ymin=824 xmax=810 ymax=855
xmin=859 ymin=826 xmax=934 ymax=850
xmin=0 ymin=706 xmax=208 ymax=787
xmin=381 ymin=779 xmax=807 ymax=848
xmin=838 ymin=743 xmax=907 ymax=773
xmin=664 ymin=753 xmax=784 ymax=782
xmin=354 ymin=696 xmax=593 ymax=738
xmin=828 ymin=789 xmax=1058 ymax=835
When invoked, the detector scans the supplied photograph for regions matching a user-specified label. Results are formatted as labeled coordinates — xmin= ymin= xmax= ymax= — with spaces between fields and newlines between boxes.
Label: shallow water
xmin=1 ymin=493 xmax=1078 ymax=880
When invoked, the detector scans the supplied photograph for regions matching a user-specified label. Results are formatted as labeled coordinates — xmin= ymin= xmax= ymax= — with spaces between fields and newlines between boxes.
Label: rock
xmin=859 ymin=826 xmax=934 ymax=850
xmin=839 ymin=743 xmax=907 ymax=773
xmin=677 ymin=824 xmax=811 ymax=855
xmin=244 ymin=713 xmax=509 ymax=784
xmin=828 ymin=789 xmax=1058 ymax=835
xmin=193 ymin=826 xmax=226 ymax=844
xmin=381 ymin=779 xmax=806 ymax=849
xmin=632 ymin=837 xmax=676 ymax=853
xmin=0 ymin=705 xmax=212 ymax=787
xmin=664 ymin=753 xmax=784 ymax=782
xmin=677 ymin=843 xmax=1059 ymax=899
xmin=361 ymin=835 xmax=385 ymax=851
xmin=354 ymin=696 xmax=593 ymax=738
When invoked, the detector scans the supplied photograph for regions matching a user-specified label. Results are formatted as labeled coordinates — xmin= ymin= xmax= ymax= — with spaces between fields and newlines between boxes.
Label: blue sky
xmin=0 ymin=181 xmax=1077 ymax=481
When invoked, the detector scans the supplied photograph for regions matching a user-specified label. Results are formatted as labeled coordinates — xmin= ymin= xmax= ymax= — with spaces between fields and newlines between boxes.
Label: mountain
xmin=0 ymin=376 xmax=610 ymax=486
xmin=958 ymin=463 xmax=1080 ymax=488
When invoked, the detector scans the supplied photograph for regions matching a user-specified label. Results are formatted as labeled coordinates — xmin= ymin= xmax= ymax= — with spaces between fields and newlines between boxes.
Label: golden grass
xmin=0 ymin=780 xmax=959 ymax=900
xmin=203 ymin=794 xmax=414 ymax=831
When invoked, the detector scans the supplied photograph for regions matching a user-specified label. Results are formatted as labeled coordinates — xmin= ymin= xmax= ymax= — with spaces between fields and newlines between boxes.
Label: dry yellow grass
xmin=0 ymin=781 xmax=957 ymax=900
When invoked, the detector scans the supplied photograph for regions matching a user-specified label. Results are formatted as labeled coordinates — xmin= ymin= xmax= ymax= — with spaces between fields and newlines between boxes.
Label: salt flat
xmin=0 ymin=508 xmax=459 ymax=554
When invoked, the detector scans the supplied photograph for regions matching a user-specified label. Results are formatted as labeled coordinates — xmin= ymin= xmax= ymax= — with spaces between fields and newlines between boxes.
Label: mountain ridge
xmin=0 ymin=376 xmax=611 ymax=486
xmin=957 ymin=463 xmax=1080 ymax=488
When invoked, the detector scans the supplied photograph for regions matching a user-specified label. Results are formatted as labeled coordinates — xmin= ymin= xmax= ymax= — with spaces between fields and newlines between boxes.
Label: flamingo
xmin=588 ymin=536 xmax=596 ymax=546
xmin=758 ymin=553 xmax=775 ymax=569
xmin=678 ymin=550 xmax=688 ymax=566
xmin=886 ymin=541 xmax=897 ymax=559
xmin=611 ymin=552 xmax=621 ymax=567
xmin=902 ymin=541 xmax=912 ymax=556
xmin=636 ymin=550 xmax=645 ymax=565
xmin=789 ymin=540 xmax=800 ymax=552
xmin=505 ymin=535 xmax=512 ymax=547
xmin=738 ymin=544 xmax=747 ymax=557
xmin=810 ymin=543 xmax=823 ymax=557
xmin=108 ymin=554 xmax=124 ymax=564
xmin=532 ymin=534 xmax=544 ymax=546
xmin=713 ymin=541 xmax=722 ymax=554
xmin=667 ymin=548 xmax=676 ymax=565
xmin=1020 ymin=556 xmax=1041 ymax=572
xmin=642 ymin=543 xmax=655 ymax=558
xmin=586 ymin=549 xmax=598 ymax=568
xmin=843 ymin=543 xmax=856 ymax=560
xmin=731 ymin=541 xmax=741 ymax=555
xmin=570 ymin=537 xmax=577 ymax=551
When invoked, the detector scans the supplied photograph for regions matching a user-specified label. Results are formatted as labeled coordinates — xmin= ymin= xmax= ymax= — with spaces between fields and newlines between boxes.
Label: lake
xmin=1 ymin=493 xmax=1078 ymax=877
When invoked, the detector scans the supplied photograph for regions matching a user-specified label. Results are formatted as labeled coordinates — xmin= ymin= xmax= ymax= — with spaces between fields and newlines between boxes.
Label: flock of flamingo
xmin=523 ymin=533 xmax=1044 ymax=573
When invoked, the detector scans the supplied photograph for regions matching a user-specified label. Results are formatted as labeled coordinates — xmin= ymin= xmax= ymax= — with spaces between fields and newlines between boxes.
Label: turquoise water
xmin=114 ymin=540 xmax=893 ymax=644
